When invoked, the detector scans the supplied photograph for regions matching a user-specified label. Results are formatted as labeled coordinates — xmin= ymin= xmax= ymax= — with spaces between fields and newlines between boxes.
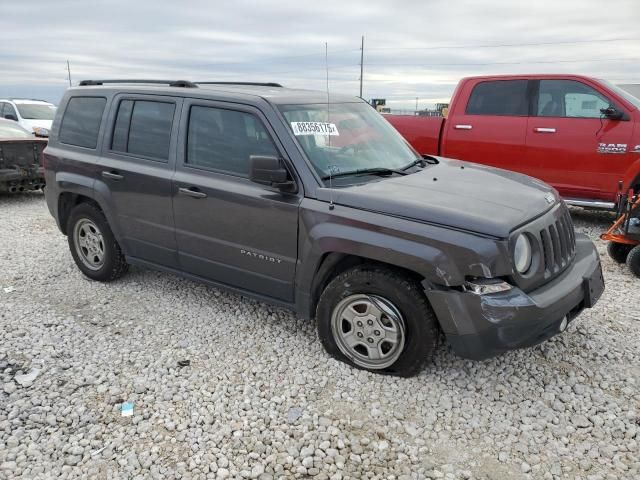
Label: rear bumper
xmin=426 ymin=234 xmax=604 ymax=360
xmin=0 ymin=166 xmax=45 ymax=192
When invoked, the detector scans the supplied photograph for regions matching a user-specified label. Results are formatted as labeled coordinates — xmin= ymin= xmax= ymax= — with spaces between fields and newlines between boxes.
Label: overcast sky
xmin=1 ymin=0 xmax=638 ymax=109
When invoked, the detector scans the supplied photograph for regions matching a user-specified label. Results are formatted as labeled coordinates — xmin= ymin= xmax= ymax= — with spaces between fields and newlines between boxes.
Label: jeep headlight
xmin=514 ymin=234 xmax=532 ymax=273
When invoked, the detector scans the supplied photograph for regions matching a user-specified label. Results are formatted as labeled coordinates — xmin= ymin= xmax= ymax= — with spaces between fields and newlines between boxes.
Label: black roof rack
xmin=78 ymin=79 xmax=198 ymax=88
xmin=196 ymin=82 xmax=283 ymax=88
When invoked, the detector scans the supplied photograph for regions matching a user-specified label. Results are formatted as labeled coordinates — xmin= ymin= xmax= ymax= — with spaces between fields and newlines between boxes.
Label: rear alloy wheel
xmin=607 ymin=241 xmax=633 ymax=264
xmin=316 ymin=265 xmax=439 ymax=376
xmin=73 ymin=219 xmax=106 ymax=271
xmin=626 ymin=245 xmax=640 ymax=278
xmin=67 ymin=203 xmax=129 ymax=282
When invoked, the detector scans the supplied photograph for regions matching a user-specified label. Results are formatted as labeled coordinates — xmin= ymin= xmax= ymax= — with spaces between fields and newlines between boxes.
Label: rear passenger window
xmin=111 ymin=100 xmax=175 ymax=161
xmin=466 ymin=80 xmax=529 ymax=116
xmin=186 ymin=106 xmax=278 ymax=177
xmin=59 ymin=97 xmax=106 ymax=148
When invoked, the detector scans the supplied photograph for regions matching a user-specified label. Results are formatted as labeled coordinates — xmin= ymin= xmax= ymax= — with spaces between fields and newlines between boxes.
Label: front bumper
xmin=426 ymin=234 xmax=604 ymax=360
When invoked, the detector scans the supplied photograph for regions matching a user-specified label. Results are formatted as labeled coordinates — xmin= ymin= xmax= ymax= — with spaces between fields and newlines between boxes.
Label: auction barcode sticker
xmin=291 ymin=122 xmax=339 ymax=136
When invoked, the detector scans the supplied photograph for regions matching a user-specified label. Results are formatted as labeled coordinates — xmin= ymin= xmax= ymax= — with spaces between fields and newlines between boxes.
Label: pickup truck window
xmin=59 ymin=97 xmax=106 ymax=149
xmin=186 ymin=105 xmax=278 ymax=177
xmin=279 ymin=102 xmax=420 ymax=183
xmin=465 ymin=80 xmax=528 ymax=116
xmin=537 ymin=80 xmax=610 ymax=118
xmin=111 ymin=100 xmax=175 ymax=161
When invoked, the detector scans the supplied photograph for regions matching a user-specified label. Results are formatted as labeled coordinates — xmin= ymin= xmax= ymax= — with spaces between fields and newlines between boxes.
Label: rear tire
xmin=67 ymin=203 xmax=129 ymax=282
xmin=316 ymin=265 xmax=439 ymax=377
xmin=626 ymin=245 xmax=640 ymax=278
xmin=607 ymin=242 xmax=633 ymax=264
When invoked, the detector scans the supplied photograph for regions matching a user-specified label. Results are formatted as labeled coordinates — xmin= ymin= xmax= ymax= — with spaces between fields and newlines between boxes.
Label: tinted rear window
xmin=59 ymin=97 xmax=106 ymax=148
xmin=111 ymin=100 xmax=175 ymax=161
xmin=466 ymin=80 xmax=529 ymax=116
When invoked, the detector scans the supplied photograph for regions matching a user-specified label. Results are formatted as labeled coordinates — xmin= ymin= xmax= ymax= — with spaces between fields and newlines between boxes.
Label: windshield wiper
xmin=401 ymin=158 xmax=425 ymax=170
xmin=401 ymin=155 xmax=439 ymax=171
xmin=321 ymin=167 xmax=407 ymax=180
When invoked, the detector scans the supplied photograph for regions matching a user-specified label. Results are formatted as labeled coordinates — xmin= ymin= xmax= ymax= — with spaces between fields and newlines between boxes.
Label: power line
xmin=363 ymin=57 xmax=640 ymax=67
xmin=268 ymin=56 xmax=640 ymax=74
xmin=365 ymin=37 xmax=640 ymax=51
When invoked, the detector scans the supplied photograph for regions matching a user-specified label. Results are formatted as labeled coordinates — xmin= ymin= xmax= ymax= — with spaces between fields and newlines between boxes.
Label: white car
xmin=0 ymin=99 xmax=56 ymax=137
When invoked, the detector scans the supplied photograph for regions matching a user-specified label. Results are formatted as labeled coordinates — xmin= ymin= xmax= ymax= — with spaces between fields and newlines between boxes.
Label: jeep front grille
xmin=539 ymin=207 xmax=576 ymax=275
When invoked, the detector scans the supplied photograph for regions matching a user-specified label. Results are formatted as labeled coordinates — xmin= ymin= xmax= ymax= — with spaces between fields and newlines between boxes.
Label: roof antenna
xmin=325 ymin=41 xmax=334 ymax=211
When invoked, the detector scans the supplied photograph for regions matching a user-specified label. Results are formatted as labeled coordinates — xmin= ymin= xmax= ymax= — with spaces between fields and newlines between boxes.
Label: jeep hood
xmin=317 ymin=158 xmax=557 ymax=238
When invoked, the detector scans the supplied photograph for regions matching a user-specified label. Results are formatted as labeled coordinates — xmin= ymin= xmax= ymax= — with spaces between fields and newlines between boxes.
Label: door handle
xmin=534 ymin=127 xmax=556 ymax=133
xmin=454 ymin=124 xmax=472 ymax=130
xmin=178 ymin=187 xmax=207 ymax=199
xmin=101 ymin=171 xmax=124 ymax=181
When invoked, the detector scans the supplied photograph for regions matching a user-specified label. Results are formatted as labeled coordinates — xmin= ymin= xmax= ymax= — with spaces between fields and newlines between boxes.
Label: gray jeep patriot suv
xmin=43 ymin=79 xmax=604 ymax=376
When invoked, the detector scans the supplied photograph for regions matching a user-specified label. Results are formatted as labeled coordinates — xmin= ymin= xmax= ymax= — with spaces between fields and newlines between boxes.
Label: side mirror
xmin=600 ymin=106 xmax=624 ymax=120
xmin=4 ymin=114 xmax=17 ymax=121
xmin=249 ymin=155 xmax=296 ymax=192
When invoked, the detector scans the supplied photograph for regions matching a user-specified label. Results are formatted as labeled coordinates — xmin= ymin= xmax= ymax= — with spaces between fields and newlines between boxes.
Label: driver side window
xmin=537 ymin=80 xmax=611 ymax=118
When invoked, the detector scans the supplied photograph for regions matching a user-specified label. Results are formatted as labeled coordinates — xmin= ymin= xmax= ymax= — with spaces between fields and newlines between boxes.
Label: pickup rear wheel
xmin=316 ymin=265 xmax=438 ymax=376
xmin=67 ymin=203 xmax=129 ymax=282
xmin=607 ymin=241 xmax=633 ymax=264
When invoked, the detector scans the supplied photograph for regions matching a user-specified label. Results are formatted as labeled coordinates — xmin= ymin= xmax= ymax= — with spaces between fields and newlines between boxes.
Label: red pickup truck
xmin=387 ymin=74 xmax=640 ymax=209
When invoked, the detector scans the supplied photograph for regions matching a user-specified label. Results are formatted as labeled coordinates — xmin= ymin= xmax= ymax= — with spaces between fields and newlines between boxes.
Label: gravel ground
xmin=0 ymin=193 xmax=638 ymax=480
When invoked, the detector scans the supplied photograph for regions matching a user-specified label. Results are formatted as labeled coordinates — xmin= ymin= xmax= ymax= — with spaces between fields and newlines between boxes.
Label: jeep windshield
xmin=279 ymin=102 xmax=423 ymax=184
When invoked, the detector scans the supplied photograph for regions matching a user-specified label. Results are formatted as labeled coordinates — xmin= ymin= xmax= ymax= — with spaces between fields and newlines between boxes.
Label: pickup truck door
xmin=526 ymin=79 xmax=635 ymax=204
xmin=442 ymin=79 xmax=530 ymax=174
xmin=172 ymin=100 xmax=301 ymax=302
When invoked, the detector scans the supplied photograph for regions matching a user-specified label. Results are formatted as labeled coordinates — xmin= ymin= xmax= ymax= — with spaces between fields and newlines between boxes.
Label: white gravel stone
xmin=0 ymin=195 xmax=638 ymax=480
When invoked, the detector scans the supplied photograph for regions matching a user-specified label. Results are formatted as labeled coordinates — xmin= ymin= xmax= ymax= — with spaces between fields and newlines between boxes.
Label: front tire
xmin=607 ymin=241 xmax=632 ymax=264
xmin=626 ymin=245 xmax=640 ymax=278
xmin=67 ymin=203 xmax=129 ymax=282
xmin=316 ymin=265 xmax=439 ymax=376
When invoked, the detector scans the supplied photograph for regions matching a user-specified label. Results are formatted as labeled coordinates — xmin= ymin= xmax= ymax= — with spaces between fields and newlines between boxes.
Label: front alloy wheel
xmin=316 ymin=265 xmax=439 ymax=376
xmin=331 ymin=294 xmax=406 ymax=370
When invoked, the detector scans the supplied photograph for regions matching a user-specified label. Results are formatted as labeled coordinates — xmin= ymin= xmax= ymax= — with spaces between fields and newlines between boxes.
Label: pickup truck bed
xmin=384 ymin=115 xmax=444 ymax=155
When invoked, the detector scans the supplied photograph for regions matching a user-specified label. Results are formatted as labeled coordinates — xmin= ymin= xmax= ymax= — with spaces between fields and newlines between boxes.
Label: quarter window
xmin=186 ymin=106 xmax=278 ymax=177
xmin=59 ymin=97 xmax=107 ymax=148
xmin=536 ymin=80 xmax=611 ymax=118
xmin=466 ymin=80 xmax=529 ymax=116
xmin=3 ymin=103 xmax=18 ymax=120
xmin=111 ymin=100 xmax=175 ymax=161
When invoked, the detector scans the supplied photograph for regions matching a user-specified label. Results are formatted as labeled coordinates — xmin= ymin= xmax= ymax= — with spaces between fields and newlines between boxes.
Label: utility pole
xmin=415 ymin=97 xmax=419 ymax=112
xmin=66 ymin=60 xmax=72 ymax=87
xmin=359 ymin=35 xmax=364 ymax=99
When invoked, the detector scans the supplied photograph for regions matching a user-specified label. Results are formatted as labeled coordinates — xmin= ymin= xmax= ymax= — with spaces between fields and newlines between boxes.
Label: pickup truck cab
xmin=43 ymin=79 xmax=604 ymax=376
xmin=387 ymin=74 xmax=640 ymax=209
